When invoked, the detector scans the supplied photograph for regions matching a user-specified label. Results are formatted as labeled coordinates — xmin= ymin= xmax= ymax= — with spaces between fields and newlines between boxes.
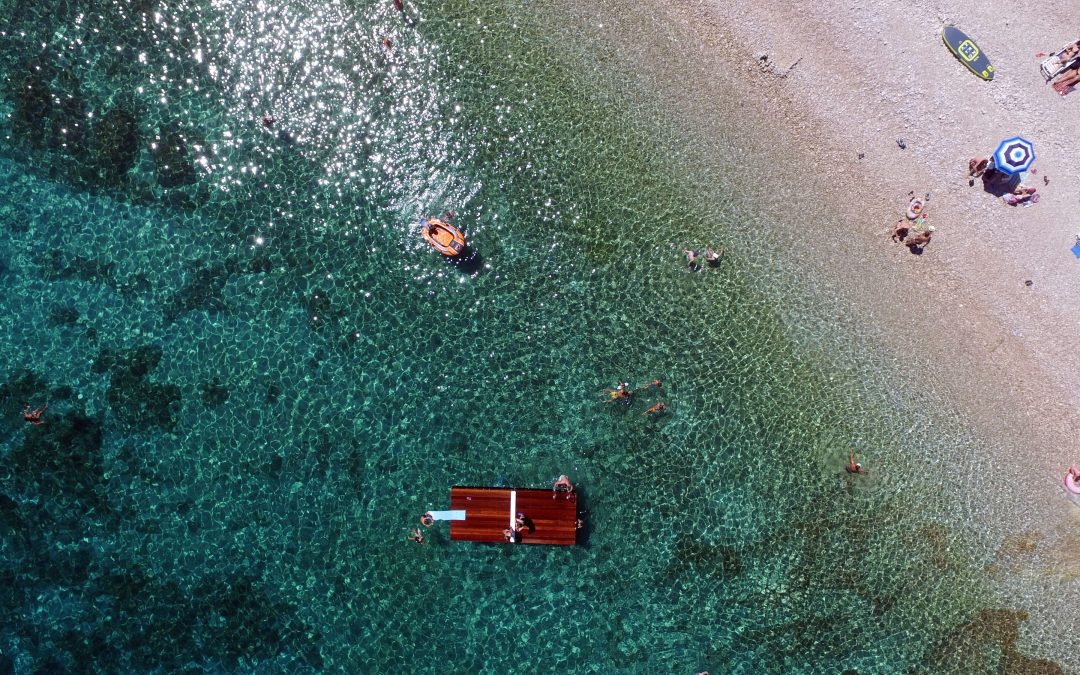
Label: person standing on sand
xmin=905 ymin=226 xmax=934 ymax=251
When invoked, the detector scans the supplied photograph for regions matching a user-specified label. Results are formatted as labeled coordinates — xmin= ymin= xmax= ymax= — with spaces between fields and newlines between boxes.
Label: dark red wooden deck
xmin=449 ymin=487 xmax=578 ymax=546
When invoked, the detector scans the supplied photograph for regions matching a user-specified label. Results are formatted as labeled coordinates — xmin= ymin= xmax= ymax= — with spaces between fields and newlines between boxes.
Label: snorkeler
xmin=846 ymin=452 xmax=866 ymax=475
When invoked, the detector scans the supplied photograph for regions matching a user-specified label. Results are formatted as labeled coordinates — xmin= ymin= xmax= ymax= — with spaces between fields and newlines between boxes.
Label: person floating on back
xmin=553 ymin=474 xmax=574 ymax=499
xmin=23 ymin=404 xmax=47 ymax=426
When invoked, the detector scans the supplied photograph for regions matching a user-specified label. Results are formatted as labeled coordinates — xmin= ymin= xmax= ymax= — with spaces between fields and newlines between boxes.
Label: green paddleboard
xmin=942 ymin=25 xmax=994 ymax=80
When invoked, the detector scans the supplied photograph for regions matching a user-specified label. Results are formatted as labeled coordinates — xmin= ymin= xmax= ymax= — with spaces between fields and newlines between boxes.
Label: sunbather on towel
xmin=1052 ymin=66 xmax=1080 ymax=94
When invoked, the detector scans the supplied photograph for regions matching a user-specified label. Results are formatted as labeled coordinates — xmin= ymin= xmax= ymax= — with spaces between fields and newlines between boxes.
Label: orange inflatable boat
xmin=421 ymin=217 xmax=466 ymax=257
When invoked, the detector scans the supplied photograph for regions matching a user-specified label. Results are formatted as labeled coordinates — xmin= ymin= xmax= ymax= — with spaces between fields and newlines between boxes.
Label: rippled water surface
xmin=0 ymin=0 xmax=1069 ymax=672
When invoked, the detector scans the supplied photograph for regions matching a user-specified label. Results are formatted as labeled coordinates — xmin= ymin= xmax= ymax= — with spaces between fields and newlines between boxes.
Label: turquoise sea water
xmin=0 ymin=0 xmax=1067 ymax=672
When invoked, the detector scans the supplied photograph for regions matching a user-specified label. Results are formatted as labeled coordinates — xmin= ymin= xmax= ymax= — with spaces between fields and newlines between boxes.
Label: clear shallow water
xmin=0 ymin=0 xmax=1067 ymax=672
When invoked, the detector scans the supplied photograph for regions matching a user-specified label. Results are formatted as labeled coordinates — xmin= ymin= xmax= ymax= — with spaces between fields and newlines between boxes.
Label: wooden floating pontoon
xmin=449 ymin=486 xmax=578 ymax=546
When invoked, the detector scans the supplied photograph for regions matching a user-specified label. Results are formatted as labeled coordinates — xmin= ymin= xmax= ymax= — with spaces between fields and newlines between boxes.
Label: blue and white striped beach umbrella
xmin=992 ymin=136 xmax=1035 ymax=176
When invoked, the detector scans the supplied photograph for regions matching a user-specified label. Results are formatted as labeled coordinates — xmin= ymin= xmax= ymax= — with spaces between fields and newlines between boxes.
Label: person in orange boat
xmin=23 ymin=403 xmax=47 ymax=426
xmin=642 ymin=402 xmax=667 ymax=416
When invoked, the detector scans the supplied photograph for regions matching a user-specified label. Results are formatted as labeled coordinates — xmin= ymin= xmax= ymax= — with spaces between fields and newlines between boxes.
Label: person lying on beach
xmin=1003 ymin=185 xmax=1038 ymax=206
xmin=1059 ymin=40 xmax=1080 ymax=63
xmin=1052 ymin=66 xmax=1080 ymax=94
xmin=904 ymin=226 xmax=934 ymax=251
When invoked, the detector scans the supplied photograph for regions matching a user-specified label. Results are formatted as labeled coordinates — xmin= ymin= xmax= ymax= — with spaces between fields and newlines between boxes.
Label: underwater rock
xmin=301 ymin=288 xmax=342 ymax=330
xmin=39 ymin=249 xmax=116 ymax=285
xmin=49 ymin=91 xmax=88 ymax=156
xmin=9 ymin=408 xmax=108 ymax=519
xmin=199 ymin=376 xmax=229 ymax=407
xmin=46 ymin=305 xmax=81 ymax=327
xmin=151 ymin=123 xmax=197 ymax=188
xmin=164 ymin=261 xmax=237 ymax=321
xmin=7 ymin=66 xmax=54 ymax=148
xmin=89 ymin=107 xmax=140 ymax=182
xmin=0 ymin=369 xmax=49 ymax=439
xmin=93 ymin=344 xmax=181 ymax=431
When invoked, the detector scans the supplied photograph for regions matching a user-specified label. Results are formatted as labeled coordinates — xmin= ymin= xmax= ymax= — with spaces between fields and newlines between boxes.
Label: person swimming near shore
xmin=420 ymin=512 xmax=434 ymax=527
xmin=553 ymin=474 xmax=574 ymax=499
xmin=846 ymin=452 xmax=866 ymax=475
xmin=684 ymin=249 xmax=701 ymax=271
xmin=704 ymin=246 xmax=724 ymax=266
xmin=23 ymin=403 xmax=46 ymax=426
xmin=409 ymin=528 xmax=425 ymax=544
xmin=641 ymin=379 xmax=663 ymax=392
xmin=642 ymin=402 xmax=667 ymax=416
xmin=604 ymin=382 xmax=634 ymax=404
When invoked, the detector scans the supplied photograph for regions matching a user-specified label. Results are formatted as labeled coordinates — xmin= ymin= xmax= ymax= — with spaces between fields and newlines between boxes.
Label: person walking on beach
xmin=23 ymin=403 xmax=47 ymax=426
xmin=846 ymin=452 xmax=866 ymax=475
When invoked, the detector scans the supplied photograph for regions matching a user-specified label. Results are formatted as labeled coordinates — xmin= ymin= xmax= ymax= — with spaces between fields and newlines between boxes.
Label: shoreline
xmin=532 ymin=0 xmax=1080 ymax=665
